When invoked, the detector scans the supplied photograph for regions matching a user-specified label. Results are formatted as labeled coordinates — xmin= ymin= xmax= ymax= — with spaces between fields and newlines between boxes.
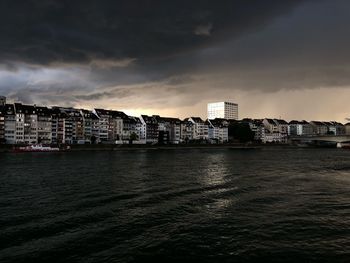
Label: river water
xmin=1 ymin=148 xmax=350 ymax=262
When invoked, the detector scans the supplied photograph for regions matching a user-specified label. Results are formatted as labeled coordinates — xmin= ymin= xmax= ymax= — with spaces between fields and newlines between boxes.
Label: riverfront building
xmin=288 ymin=120 xmax=313 ymax=136
xmin=208 ymin=118 xmax=229 ymax=143
xmin=346 ymin=123 xmax=350 ymax=135
xmin=207 ymin=102 xmax=238 ymax=120
xmin=0 ymin=105 xmax=5 ymax=143
xmin=81 ymin=109 xmax=100 ymax=144
xmin=242 ymin=119 xmax=266 ymax=142
xmin=154 ymin=116 xmax=182 ymax=144
xmin=36 ymin=106 xmax=53 ymax=144
xmin=94 ymin=108 xmax=140 ymax=144
xmin=188 ymin=117 xmax=209 ymax=140
xmin=262 ymin=118 xmax=288 ymax=143
xmin=140 ymin=115 xmax=159 ymax=144
xmin=3 ymin=104 xmax=16 ymax=144
xmin=0 ymin=96 xmax=348 ymax=146
xmin=181 ymin=118 xmax=194 ymax=142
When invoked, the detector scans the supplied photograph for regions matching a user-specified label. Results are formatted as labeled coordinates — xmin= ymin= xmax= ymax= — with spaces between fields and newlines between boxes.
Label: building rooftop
xmin=274 ymin=119 xmax=288 ymax=125
xmin=14 ymin=103 xmax=36 ymax=114
xmin=289 ymin=120 xmax=310 ymax=125
xmin=310 ymin=121 xmax=327 ymax=126
xmin=265 ymin=118 xmax=276 ymax=125
xmin=3 ymin=104 xmax=15 ymax=115
xmin=36 ymin=106 xmax=52 ymax=117
xmin=208 ymin=101 xmax=238 ymax=105
xmin=94 ymin=108 xmax=128 ymax=119
xmin=209 ymin=118 xmax=229 ymax=127
xmin=141 ymin=115 xmax=158 ymax=124
xmin=330 ymin=121 xmax=344 ymax=126
xmin=190 ymin=117 xmax=204 ymax=123
xmin=156 ymin=116 xmax=181 ymax=124
xmin=81 ymin=109 xmax=99 ymax=120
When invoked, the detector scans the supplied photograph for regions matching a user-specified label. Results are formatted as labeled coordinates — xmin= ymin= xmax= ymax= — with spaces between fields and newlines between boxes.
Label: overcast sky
xmin=0 ymin=0 xmax=350 ymax=121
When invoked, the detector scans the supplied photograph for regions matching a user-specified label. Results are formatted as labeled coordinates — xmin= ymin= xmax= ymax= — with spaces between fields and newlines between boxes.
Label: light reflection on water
xmin=0 ymin=148 xmax=350 ymax=262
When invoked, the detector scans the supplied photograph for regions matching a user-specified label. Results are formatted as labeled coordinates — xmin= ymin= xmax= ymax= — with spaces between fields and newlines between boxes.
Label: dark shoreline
xmin=0 ymin=143 xmax=341 ymax=153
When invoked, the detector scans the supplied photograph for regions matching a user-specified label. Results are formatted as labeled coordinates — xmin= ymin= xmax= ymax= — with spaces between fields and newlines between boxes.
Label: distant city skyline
xmin=1 ymin=96 xmax=349 ymax=125
xmin=1 ymin=100 xmax=349 ymax=146
xmin=0 ymin=1 xmax=350 ymax=121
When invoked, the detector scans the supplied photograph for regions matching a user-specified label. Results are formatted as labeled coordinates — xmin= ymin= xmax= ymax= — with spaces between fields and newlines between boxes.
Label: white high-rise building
xmin=207 ymin=101 xmax=238 ymax=120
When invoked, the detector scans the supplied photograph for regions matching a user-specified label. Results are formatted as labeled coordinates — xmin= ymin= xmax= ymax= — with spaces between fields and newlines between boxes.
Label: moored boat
xmin=13 ymin=144 xmax=60 ymax=153
xmin=337 ymin=142 xmax=350 ymax=149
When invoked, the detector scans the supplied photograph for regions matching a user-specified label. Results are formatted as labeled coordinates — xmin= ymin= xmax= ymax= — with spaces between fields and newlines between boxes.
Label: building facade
xmin=181 ymin=118 xmax=194 ymax=142
xmin=134 ymin=117 xmax=146 ymax=142
xmin=310 ymin=121 xmax=328 ymax=135
xmin=0 ymin=105 xmax=5 ymax=143
xmin=36 ymin=106 xmax=52 ymax=144
xmin=140 ymin=115 xmax=159 ymax=144
xmin=263 ymin=119 xmax=279 ymax=133
xmin=4 ymin=104 xmax=16 ymax=144
xmin=154 ymin=116 xmax=181 ymax=144
xmin=208 ymin=118 xmax=229 ymax=143
xmin=262 ymin=118 xmax=288 ymax=143
xmin=189 ymin=117 xmax=209 ymax=140
xmin=207 ymin=101 xmax=238 ymax=120
xmin=81 ymin=110 xmax=100 ymax=143
xmin=288 ymin=120 xmax=313 ymax=136
xmin=243 ymin=118 xmax=266 ymax=142
xmin=51 ymin=108 xmax=67 ymax=144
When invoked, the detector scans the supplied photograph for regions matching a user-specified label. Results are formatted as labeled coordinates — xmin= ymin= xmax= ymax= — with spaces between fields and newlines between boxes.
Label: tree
xmin=228 ymin=122 xmax=255 ymax=143
xmin=129 ymin=132 xmax=138 ymax=144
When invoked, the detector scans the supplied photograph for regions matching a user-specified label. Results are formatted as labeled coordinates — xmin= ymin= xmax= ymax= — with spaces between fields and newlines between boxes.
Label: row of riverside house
xmin=0 ymin=101 xmax=230 ymax=145
xmin=1 ymin=100 xmax=350 ymax=145
xmin=242 ymin=118 xmax=350 ymax=143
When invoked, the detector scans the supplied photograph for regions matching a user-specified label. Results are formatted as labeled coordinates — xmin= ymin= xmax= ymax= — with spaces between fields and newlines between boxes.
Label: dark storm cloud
xmin=3 ymin=0 xmax=350 ymax=121
xmin=0 ymin=0 xmax=304 ymax=66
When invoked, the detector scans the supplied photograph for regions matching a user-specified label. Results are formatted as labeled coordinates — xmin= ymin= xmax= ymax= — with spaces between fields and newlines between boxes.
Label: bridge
xmin=290 ymin=135 xmax=350 ymax=145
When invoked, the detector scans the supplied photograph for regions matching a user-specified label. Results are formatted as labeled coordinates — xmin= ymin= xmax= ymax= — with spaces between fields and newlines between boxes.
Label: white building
xmin=3 ymin=104 xmax=16 ymax=144
xmin=93 ymin=109 xmax=110 ymax=142
xmin=207 ymin=101 xmax=238 ymax=120
xmin=81 ymin=109 xmax=100 ymax=143
xmin=134 ymin=117 xmax=146 ymax=141
xmin=208 ymin=119 xmax=229 ymax=143
xmin=189 ymin=117 xmax=209 ymax=140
